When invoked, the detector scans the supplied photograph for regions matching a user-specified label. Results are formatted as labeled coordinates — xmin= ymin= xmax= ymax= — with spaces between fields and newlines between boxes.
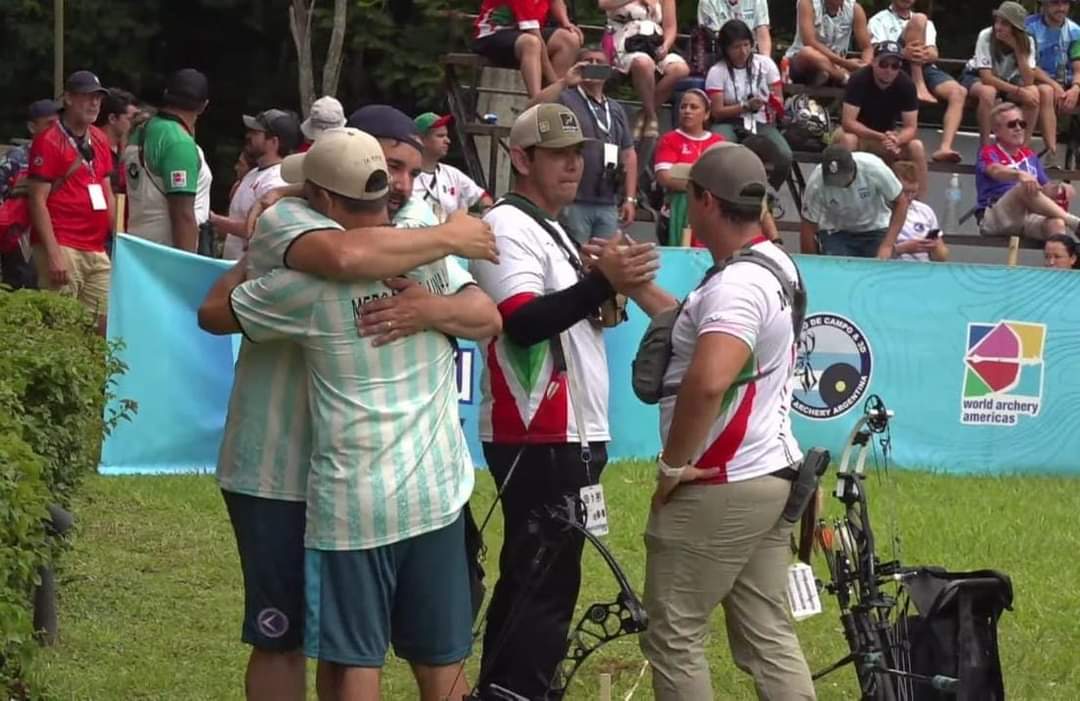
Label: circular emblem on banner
xmin=792 ymin=313 xmax=873 ymax=420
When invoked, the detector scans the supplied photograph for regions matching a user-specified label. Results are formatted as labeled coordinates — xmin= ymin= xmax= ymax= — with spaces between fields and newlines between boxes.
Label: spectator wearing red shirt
xmin=653 ymin=89 xmax=725 ymax=245
xmin=27 ymin=70 xmax=114 ymax=335
xmin=473 ymin=0 xmax=583 ymax=98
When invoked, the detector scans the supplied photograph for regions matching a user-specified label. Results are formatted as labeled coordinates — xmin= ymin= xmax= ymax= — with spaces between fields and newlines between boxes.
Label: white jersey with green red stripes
xmin=470 ymin=203 xmax=611 ymax=444
xmin=660 ymin=238 xmax=803 ymax=483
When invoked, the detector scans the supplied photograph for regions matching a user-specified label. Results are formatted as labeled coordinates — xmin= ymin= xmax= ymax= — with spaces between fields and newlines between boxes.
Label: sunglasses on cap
xmin=1006 ymin=118 xmax=1027 ymax=129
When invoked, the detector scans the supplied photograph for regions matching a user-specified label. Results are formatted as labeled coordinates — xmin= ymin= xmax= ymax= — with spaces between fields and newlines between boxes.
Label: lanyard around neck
xmin=578 ymin=87 xmax=612 ymax=135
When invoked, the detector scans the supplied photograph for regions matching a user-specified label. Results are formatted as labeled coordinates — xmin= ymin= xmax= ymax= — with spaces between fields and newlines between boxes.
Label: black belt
xmin=770 ymin=466 xmax=799 ymax=482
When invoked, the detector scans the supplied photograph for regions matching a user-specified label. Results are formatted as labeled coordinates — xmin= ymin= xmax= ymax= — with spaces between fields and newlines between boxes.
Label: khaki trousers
xmin=640 ymin=475 xmax=816 ymax=701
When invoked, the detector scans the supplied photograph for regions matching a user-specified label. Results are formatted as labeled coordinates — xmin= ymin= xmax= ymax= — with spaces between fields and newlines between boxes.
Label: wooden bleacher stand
xmin=1006 ymin=235 xmax=1021 ymax=266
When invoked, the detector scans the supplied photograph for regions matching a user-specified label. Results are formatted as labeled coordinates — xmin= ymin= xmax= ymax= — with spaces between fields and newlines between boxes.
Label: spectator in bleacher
xmin=799 ymin=144 xmax=909 ymax=258
xmin=94 ymin=89 xmax=137 ymax=195
xmin=229 ymin=152 xmax=257 ymax=203
xmin=785 ymin=0 xmax=873 ymax=87
xmin=698 ymin=0 xmax=772 ymax=58
xmin=892 ymin=160 xmax=949 ymax=261
xmin=601 ymin=0 xmax=689 ymax=139
xmin=868 ymin=0 xmax=967 ymax=163
xmin=706 ymin=20 xmax=791 ymax=170
xmin=413 ymin=112 xmax=493 ymax=223
xmin=27 ymin=70 xmax=114 ymax=334
xmin=835 ymin=41 xmax=928 ymax=198
xmin=1043 ymin=233 xmax=1079 ymax=268
xmin=740 ymin=133 xmax=787 ymax=242
xmin=963 ymin=2 xmax=1058 ymax=164
xmin=470 ymin=103 xmax=661 ymax=701
xmin=976 ymin=102 xmax=1080 ymax=241
xmin=298 ymin=96 xmax=346 ymax=153
xmin=654 ymin=89 xmax=725 ymax=245
xmin=528 ymin=48 xmax=638 ymax=242
xmin=212 ymin=109 xmax=301 ymax=259
xmin=472 ymin=0 xmax=583 ymax=99
xmin=1027 ymin=0 xmax=1080 ymax=128
xmin=125 ymin=69 xmax=213 ymax=253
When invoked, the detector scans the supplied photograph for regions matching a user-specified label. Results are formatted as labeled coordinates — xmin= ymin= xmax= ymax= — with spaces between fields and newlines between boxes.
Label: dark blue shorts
xmin=304 ymin=512 xmax=473 ymax=667
xmin=222 ymin=490 xmax=306 ymax=652
xmin=918 ymin=64 xmax=957 ymax=92
xmin=817 ymin=228 xmax=888 ymax=258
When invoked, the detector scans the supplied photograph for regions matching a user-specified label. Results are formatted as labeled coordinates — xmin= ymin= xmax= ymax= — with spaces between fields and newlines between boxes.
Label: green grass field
xmin=31 ymin=463 xmax=1080 ymax=700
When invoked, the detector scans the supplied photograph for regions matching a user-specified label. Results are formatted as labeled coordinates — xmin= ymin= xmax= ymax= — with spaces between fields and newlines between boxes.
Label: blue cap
xmin=28 ymin=99 xmax=60 ymax=120
xmin=346 ymin=105 xmax=422 ymax=153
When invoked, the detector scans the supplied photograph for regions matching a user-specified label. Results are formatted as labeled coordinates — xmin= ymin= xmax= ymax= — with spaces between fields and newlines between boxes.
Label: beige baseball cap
xmin=280 ymin=127 xmax=389 ymax=201
xmin=685 ymin=143 xmax=769 ymax=208
xmin=510 ymin=103 xmax=589 ymax=149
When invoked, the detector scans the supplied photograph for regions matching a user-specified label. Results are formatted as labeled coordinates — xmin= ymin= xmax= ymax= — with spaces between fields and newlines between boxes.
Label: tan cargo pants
xmin=640 ymin=474 xmax=816 ymax=700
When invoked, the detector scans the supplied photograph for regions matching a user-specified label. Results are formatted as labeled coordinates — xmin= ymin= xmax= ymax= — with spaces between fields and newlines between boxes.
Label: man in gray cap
xmin=212 ymin=108 xmax=302 ymax=259
xmin=800 ymin=143 xmax=908 ymax=258
xmin=468 ymin=103 xmax=662 ymax=700
xmin=639 ymin=142 xmax=814 ymax=701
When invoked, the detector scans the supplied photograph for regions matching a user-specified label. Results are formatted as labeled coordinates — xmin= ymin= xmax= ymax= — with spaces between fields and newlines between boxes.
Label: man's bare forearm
xmin=426 ymin=286 xmax=502 ymax=340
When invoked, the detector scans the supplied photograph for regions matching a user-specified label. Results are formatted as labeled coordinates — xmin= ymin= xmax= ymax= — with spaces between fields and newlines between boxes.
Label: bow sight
xmin=813 ymin=395 xmax=1013 ymax=701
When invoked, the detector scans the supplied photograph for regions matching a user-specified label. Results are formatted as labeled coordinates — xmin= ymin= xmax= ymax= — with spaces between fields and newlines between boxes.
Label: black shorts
xmin=222 ymin=490 xmax=306 ymax=652
xmin=473 ymin=27 xmax=559 ymax=68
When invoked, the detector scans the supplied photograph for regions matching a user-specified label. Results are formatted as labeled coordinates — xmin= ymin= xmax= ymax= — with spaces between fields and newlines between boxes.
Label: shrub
xmin=0 ymin=289 xmax=133 ymax=698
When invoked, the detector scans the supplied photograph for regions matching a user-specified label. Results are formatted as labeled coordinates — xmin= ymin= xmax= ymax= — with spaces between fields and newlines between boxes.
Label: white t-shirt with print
xmin=802 ymin=151 xmax=903 ymax=232
xmin=223 ymin=163 xmax=287 ymax=260
xmin=868 ymin=6 xmax=938 ymax=47
xmin=412 ymin=163 xmax=487 ymax=223
xmin=470 ymin=202 xmax=610 ymax=444
xmin=965 ymin=26 xmax=1037 ymax=84
xmin=705 ymin=55 xmax=782 ymax=124
xmin=897 ymin=198 xmax=938 ymax=262
xmin=661 ymin=239 xmax=803 ymax=483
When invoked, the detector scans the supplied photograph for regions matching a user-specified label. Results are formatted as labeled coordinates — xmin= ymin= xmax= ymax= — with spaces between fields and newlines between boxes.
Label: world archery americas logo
xmin=792 ymin=313 xmax=873 ymax=420
xmin=961 ymin=321 xmax=1045 ymax=426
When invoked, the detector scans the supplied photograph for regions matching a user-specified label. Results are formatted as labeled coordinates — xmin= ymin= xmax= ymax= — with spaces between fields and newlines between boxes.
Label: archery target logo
xmin=793 ymin=313 xmax=873 ymax=420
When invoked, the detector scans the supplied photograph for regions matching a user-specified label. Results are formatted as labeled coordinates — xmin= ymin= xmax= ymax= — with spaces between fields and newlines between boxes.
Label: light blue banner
xmin=102 ymin=238 xmax=1080 ymax=476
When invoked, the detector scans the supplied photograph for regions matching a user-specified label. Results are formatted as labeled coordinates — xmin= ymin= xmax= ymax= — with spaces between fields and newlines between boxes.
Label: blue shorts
xmin=222 ymin=490 xmax=306 ymax=652
xmin=304 ymin=512 xmax=474 ymax=667
xmin=918 ymin=64 xmax=957 ymax=92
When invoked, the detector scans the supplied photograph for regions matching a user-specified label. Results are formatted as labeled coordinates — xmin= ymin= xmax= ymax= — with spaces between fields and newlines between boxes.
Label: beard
xmin=388 ymin=191 xmax=407 ymax=216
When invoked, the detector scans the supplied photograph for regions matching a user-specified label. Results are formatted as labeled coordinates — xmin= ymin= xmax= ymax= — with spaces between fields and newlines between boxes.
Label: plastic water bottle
xmin=944 ymin=173 xmax=962 ymax=230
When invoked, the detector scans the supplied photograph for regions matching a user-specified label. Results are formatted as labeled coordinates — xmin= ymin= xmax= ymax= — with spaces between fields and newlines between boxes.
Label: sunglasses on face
xmin=878 ymin=60 xmax=902 ymax=71
xmin=1006 ymin=119 xmax=1027 ymax=129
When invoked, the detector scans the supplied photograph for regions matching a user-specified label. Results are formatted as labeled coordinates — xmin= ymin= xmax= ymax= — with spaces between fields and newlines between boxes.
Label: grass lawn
xmin=32 ymin=462 xmax=1080 ymax=700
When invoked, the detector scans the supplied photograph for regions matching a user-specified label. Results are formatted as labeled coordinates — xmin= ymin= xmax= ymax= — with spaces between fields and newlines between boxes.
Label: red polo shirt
xmin=29 ymin=121 xmax=113 ymax=252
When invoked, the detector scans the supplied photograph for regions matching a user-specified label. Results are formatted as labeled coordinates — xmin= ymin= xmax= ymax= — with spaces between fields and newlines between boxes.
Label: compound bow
xmin=465 ymin=493 xmax=648 ymax=700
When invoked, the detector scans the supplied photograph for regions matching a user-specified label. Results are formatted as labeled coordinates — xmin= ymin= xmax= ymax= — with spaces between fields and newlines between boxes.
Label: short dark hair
xmin=510 ymin=146 xmax=536 ymax=178
xmin=691 ymin=181 xmax=765 ymax=224
xmin=95 ymin=88 xmax=136 ymax=127
xmin=1045 ymin=234 xmax=1079 ymax=267
xmin=311 ymin=182 xmax=388 ymax=215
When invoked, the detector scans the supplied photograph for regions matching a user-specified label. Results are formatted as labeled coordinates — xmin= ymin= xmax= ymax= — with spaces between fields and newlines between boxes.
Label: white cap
xmin=300 ymin=96 xmax=347 ymax=141
xmin=280 ymin=127 xmax=389 ymax=201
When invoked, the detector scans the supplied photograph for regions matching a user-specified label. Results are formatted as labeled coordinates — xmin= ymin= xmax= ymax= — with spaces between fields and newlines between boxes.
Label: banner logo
xmin=793 ymin=313 xmax=873 ymax=420
xmin=961 ymin=321 xmax=1045 ymax=426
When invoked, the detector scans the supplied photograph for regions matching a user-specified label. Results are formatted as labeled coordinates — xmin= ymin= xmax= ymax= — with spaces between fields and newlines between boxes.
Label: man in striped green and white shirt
xmin=199 ymin=127 xmax=500 ymax=701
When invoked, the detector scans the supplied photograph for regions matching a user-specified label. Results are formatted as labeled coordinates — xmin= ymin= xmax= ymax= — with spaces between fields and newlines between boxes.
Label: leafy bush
xmin=0 ymin=289 xmax=133 ymax=698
